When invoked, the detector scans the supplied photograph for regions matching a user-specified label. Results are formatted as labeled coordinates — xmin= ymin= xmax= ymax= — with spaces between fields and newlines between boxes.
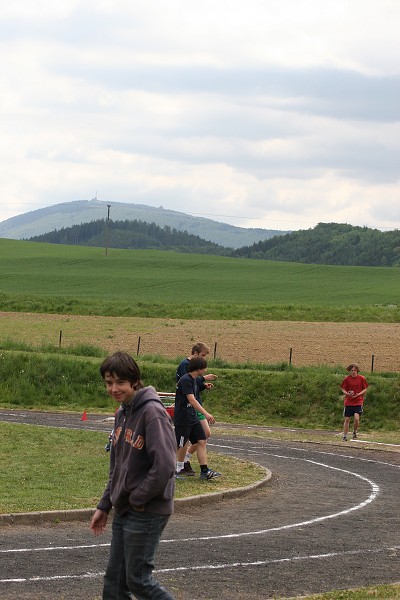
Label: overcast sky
xmin=1 ymin=0 xmax=399 ymax=231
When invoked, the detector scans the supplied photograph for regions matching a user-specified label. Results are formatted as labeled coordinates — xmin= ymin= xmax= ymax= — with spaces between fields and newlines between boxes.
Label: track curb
xmin=0 ymin=466 xmax=271 ymax=526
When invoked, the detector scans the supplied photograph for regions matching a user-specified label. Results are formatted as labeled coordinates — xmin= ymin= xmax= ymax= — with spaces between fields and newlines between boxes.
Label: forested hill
xmin=27 ymin=220 xmax=400 ymax=267
xmin=27 ymin=219 xmax=228 ymax=254
xmin=231 ymin=222 xmax=400 ymax=267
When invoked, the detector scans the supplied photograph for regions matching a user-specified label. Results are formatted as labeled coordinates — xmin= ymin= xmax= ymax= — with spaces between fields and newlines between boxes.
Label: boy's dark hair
xmin=191 ymin=342 xmax=210 ymax=355
xmin=100 ymin=352 xmax=143 ymax=389
xmin=189 ymin=356 xmax=207 ymax=372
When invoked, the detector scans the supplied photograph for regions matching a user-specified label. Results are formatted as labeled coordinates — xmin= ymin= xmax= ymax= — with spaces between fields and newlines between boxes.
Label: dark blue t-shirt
xmin=176 ymin=358 xmax=206 ymax=404
xmin=176 ymin=358 xmax=190 ymax=382
xmin=174 ymin=373 xmax=199 ymax=427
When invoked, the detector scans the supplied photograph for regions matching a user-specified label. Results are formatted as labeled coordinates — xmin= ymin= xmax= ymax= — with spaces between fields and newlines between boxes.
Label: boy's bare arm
xmin=186 ymin=393 xmax=215 ymax=424
xmin=340 ymin=387 xmax=367 ymax=398
xmin=204 ymin=373 xmax=218 ymax=381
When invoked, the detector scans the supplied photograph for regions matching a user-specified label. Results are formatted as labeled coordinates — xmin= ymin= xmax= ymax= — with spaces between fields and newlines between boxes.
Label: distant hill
xmin=232 ymin=222 xmax=400 ymax=267
xmin=27 ymin=218 xmax=228 ymax=254
xmin=28 ymin=218 xmax=400 ymax=268
xmin=0 ymin=200 xmax=287 ymax=249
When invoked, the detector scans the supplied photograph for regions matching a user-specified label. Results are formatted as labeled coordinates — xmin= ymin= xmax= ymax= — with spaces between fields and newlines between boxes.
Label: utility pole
xmin=105 ymin=204 xmax=111 ymax=255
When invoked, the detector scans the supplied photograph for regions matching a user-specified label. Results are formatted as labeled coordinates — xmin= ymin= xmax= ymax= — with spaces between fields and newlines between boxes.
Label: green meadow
xmin=1 ymin=237 xmax=399 ymax=429
xmin=0 ymin=238 xmax=399 ymax=321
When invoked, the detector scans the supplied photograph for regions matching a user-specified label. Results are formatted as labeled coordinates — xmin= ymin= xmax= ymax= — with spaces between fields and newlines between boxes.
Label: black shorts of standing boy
xmin=175 ymin=421 xmax=206 ymax=449
xmin=343 ymin=405 xmax=363 ymax=418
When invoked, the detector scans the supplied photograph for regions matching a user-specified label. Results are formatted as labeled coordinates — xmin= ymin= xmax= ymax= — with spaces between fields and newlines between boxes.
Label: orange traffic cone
xmin=81 ymin=410 xmax=88 ymax=421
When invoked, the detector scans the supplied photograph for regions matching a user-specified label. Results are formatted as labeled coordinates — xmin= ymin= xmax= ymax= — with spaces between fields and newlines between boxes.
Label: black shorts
xmin=175 ymin=421 xmax=207 ymax=448
xmin=343 ymin=405 xmax=363 ymax=418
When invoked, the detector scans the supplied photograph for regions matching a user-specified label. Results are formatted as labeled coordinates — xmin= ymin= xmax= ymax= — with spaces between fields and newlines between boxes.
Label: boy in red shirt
xmin=340 ymin=363 xmax=368 ymax=441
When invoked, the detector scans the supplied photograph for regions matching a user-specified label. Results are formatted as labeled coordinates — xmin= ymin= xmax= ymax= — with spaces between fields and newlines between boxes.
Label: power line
xmin=186 ymin=212 xmax=399 ymax=231
xmin=0 ymin=203 xmax=398 ymax=231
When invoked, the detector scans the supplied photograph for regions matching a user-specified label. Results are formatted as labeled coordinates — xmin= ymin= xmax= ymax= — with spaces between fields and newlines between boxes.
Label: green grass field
xmin=0 ymin=422 xmax=264 ymax=513
xmin=0 ymin=238 xmax=399 ymax=321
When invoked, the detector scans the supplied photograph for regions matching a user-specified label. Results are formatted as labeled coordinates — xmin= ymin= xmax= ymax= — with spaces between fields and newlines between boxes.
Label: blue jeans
xmin=103 ymin=510 xmax=175 ymax=600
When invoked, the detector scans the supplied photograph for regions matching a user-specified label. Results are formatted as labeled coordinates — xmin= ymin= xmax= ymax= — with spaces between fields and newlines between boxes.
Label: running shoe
xmin=352 ymin=431 xmax=358 ymax=439
xmin=200 ymin=469 xmax=221 ymax=480
xmin=176 ymin=468 xmax=195 ymax=477
xmin=183 ymin=461 xmax=196 ymax=476
xmin=342 ymin=436 xmax=348 ymax=441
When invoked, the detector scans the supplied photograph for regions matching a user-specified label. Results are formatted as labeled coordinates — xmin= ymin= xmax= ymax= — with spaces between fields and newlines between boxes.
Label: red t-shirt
xmin=341 ymin=374 xmax=368 ymax=406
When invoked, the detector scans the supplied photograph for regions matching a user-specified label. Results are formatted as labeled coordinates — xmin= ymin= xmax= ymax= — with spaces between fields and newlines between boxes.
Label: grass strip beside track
xmin=89 ymin=583 xmax=400 ymax=600
xmin=284 ymin=582 xmax=400 ymax=599
xmin=0 ymin=422 xmax=264 ymax=514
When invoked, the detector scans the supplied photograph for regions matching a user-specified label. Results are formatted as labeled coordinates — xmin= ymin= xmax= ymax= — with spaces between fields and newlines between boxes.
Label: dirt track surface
xmin=1 ymin=312 xmax=400 ymax=371
xmin=1 ymin=411 xmax=400 ymax=599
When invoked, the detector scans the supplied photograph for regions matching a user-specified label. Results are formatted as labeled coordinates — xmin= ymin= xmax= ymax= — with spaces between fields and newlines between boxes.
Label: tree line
xmin=27 ymin=220 xmax=400 ymax=267
xmin=27 ymin=219 xmax=226 ymax=255
xmin=231 ymin=222 xmax=400 ymax=267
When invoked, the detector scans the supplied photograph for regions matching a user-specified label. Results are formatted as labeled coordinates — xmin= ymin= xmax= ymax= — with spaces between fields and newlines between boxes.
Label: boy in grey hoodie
xmin=90 ymin=352 xmax=176 ymax=599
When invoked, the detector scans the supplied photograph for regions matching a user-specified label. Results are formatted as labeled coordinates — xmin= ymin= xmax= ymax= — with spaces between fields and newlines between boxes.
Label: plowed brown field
xmin=1 ymin=312 xmax=399 ymax=371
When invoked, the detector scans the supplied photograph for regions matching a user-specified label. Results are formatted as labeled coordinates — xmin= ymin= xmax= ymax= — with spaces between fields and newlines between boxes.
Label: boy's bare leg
xmin=176 ymin=445 xmax=187 ymax=463
xmin=196 ymin=439 xmax=208 ymax=465
xmin=187 ymin=443 xmax=198 ymax=457
xmin=353 ymin=413 xmax=360 ymax=434
xmin=201 ymin=419 xmax=211 ymax=438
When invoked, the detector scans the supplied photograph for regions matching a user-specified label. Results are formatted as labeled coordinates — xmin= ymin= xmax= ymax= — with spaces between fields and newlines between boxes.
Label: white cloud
xmin=0 ymin=0 xmax=399 ymax=231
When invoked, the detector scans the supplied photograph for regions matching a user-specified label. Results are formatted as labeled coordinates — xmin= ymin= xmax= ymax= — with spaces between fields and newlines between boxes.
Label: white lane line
xmin=157 ymin=544 xmax=400 ymax=574
xmin=0 ymin=543 xmax=110 ymax=554
xmin=2 ymin=572 xmax=104 ymax=583
xmin=162 ymin=459 xmax=379 ymax=543
xmin=0 ymin=420 xmax=106 ymax=432
xmin=305 ymin=449 xmax=400 ymax=469
xmin=352 ymin=439 xmax=400 ymax=447
xmin=2 ymin=545 xmax=399 ymax=583
xmin=211 ymin=440 xmax=400 ymax=470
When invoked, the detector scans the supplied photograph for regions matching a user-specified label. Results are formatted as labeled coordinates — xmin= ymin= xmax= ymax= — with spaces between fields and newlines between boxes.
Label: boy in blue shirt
xmin=176 ymin=342 xmax=217 ymax=474
xmin=174 ymin=356 xmax=221 ymax=480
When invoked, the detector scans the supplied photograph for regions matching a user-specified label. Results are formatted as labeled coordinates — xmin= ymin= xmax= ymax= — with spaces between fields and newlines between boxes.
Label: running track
xmin=1 ymin=410 xmax=399 ymax=599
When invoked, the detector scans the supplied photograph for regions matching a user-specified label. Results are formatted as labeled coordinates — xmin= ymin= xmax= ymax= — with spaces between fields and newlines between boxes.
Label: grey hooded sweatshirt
xmin=97 ymin=386 xmax=176 ymax=516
